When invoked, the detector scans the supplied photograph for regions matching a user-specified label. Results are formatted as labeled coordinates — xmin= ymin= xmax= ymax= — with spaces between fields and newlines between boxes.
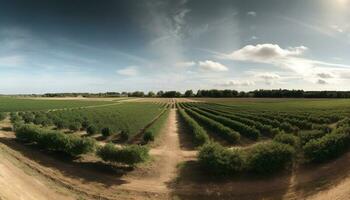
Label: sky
xmin=1 ymin=0 xmax=350 ymax=94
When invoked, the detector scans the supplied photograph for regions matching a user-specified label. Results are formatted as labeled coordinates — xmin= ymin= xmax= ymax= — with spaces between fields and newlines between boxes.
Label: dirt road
xmin=120 ymin=108 xmax=196 ymax=194
xmin=0 ymin=149 xmax=74 ymax=200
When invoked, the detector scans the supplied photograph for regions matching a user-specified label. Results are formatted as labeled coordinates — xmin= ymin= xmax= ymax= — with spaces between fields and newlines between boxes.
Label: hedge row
xmin=96 ymin=143 xmax=149 ymax=166
xmin=143 ymin=109 xmax=170 ymax=143
xmin=302 ymin=126 xmax=350 ymax=163
xmin=191 ymin=105 xmax=278 ymax=137
xmin=189 ymin=107 xmax=260 ymax=140
xmin=178 ymin=108 xmax=209 ymax=146
xmin=184 ymin=108 xmax=240 ymax=143
xmin=198 ymin=141 xmax=295 ymax=174
xmin=15 ymin=124 xmax=96 ymax=157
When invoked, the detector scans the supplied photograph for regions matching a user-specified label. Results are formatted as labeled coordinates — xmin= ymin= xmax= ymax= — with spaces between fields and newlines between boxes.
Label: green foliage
xmin=87 ymin=125 xmax=97 ymax=135
xmin=273 ymin=133 xmax=299 ymax=147
xmin=178 ymin=108 xmax=209 ymax=146
xmin=101 ymin=127 xmax=112 ymax=137
xmin=299 ymin=130 xmax=327 ymax=146
xmin=184 ymin=108 xmax=240 ymax=143
xmin=246 ymin=142 xmax=295 ymax=173
xmin=69 ymin=122 xmax=82 ymax=131
xmin=303 ymin=127 xmax=350 ymax=163
xmin=198 ymin=142 xmax=244 ymax=175
xmin=189 ymin=107 xmax=260 ymax=140
xmin=15 ymin=124 xmax=96 ymax=157
xmin=0 ymin=97 xmax=109 ymax=112
xmin=142 ymin=109 xmax=170 ymax=143
xmin=96 ymin=143 xmax=149 ymax=166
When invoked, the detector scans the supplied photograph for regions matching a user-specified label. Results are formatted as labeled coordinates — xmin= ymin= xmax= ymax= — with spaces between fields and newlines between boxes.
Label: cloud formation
xmin=219 ymin=80 xmax=255 ymax=87
xmin=198 ymin=60 xmax=228 ymax=71
xmin=221 ymin=43 xmax=350 ymax=85
xmin=117 ymin=66 xmax=139 ymax=76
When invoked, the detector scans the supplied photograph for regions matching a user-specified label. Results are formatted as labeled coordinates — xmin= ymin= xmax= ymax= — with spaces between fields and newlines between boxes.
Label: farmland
xmin=0 ymin=97 xmax=350 ymax=199
xmin=0 ymin=97 xmax=114 ymax=112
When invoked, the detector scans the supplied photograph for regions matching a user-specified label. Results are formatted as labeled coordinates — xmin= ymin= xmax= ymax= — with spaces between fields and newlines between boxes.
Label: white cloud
xmin=247 ymin=11 xmax=257 ymax=17
xmin=317 ymin=79 xmax=328 ymax=85
xmin=175 ymin=61 xmax=196 ymax=68
xmin=255 ymin=72 xmax=281 ymax=85
xmin=219 ymin=80 xmax=255 ymax=87
xmin=225 ymin=44 xmax=307 ymax=61
xmin=117 ymin=66 xmax=139 ymax=76
xmin=220 ymin=43 xmax=350 ymax=84
xmin=198 ymin=60 xmax=228 ymax=71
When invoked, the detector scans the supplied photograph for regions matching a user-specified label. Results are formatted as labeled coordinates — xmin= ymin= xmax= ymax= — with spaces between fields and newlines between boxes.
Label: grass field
xmin=0 ymin=97 xmax=111 ymax=112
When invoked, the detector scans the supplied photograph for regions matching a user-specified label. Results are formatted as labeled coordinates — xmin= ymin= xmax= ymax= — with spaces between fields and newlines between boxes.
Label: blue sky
xmin=1 ymin=0 xmax=350 ymax=94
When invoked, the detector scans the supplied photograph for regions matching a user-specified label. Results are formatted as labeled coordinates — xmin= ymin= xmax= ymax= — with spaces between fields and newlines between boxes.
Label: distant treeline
xmin=39 ymin=89 xmax=350 ymax=98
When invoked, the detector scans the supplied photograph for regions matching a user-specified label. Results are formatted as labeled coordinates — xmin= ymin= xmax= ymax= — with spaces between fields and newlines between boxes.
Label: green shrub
xmin=303 ymin=128 xmax=350 ymax=163
xmin=299 ymin=130 xmax=327 ymax=146
xmin=190 ymin=107 xmax=260 ymax=140
xmin=273 ymin=133 xmax=299 ymax=147
xmin=120 ymin=130 xmax=129 ymax=141
xmin=15 ymin=124 xmax=43 ymax=142
xmin=178 ymin=109 xmax=209 ymax=146
xmin=87 ymin=125 xmax=97 ymax=135
xmin=101 ymin=127 xmax=111 ymax=137
xmin=185 ymin=108 xmax=240 ymax=143
xmin=143 ymin=131 xmax=154 ymax=142
xmin=15 ymin=124 xmax=96 ymax=157
xmin=69 ymin=122 xmax=82 ymax=131
xmin=198 ymin=142 xmax=244 ymax=175
xmin=246 ymin=142 xmax=295 ymax=173
xmin=22 ymin=112 xmax=35 ymax=123
xmin=96 ymin=143 xmax=149 ymax=166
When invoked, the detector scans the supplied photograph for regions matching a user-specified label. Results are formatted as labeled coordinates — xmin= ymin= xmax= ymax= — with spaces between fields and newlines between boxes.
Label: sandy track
xmin=0 ymin=152 xmax=74 ymax=200
xmin=120 ymin=108 xmax=196 ymax=194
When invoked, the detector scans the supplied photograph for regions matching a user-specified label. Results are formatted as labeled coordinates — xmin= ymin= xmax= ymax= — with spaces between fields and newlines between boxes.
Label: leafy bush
xmin=299 ymin=130 xmax=327 ymax=146
xmin=97 ymin=143 xmax=149 ymax=166
xmin=185 ymin=108 xmax=240 ymax=143
xmin=273 ymin=133 xmax=299 ymax=147
xmin=101 ymin=127 xmax=111 ymax=137
xmin=87 ymin=125 xmax=97 ymax=135
xmin=178 ymin=108 xmax=209 ymax=146
xmin=190 ymin=107 xmax=260 ymax=140
xmin=69 ymin=122 xmax=82 ymax=131
xmin=303 ymin=127 xmax=350 ymax=163
xmin=198 ymin=142 xmax=244 ymax=175
xmin=15 ymin=124 xmax=96 ymax=157
xmin=246 ymin=142 xmax=295 ymax=173
xmin=143 ymin=131 xmax=154 ymax=142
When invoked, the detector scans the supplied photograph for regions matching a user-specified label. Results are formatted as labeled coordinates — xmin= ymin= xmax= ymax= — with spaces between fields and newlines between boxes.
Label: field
xmin=0 ymin=97 xmax=350 ymax=200
xmin=0 ymin=97 xmax=114 ymax=112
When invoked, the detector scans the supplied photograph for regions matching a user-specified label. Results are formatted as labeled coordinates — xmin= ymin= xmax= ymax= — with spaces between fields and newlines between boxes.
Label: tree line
xmin=39 ymin=89 xmax=350 ymax=98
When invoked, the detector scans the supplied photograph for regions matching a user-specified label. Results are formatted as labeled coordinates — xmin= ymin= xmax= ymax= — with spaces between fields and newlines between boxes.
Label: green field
xmin=179 ymin=98 xmax=350 ymax=174
xmin=0 ymin=97 xmax=111 ymax=112
xmin=13 ymin=102 xmax=169 ymax=142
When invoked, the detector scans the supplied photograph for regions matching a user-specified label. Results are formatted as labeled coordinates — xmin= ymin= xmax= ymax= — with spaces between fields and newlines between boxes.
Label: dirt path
xmin=0 ymin=151 xmax=74 ymax=200
xmin=120 ymin=108 xmax=196 ymax=194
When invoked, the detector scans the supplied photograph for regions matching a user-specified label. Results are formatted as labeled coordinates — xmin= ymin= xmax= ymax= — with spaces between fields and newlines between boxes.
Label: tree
xmin=184 ymin=90 xmax=194 ymax=97
xmin=147 ymin=91 xmax=155 ymax=97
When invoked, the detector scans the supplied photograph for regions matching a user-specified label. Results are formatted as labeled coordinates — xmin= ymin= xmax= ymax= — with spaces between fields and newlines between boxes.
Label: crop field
xmin=0 ymin=97 xmax=112 ymax=112
xmin=13 ymin=102 xmax=169 ymax=142
xmin=178 ymin=99 xmax=350 ymax=174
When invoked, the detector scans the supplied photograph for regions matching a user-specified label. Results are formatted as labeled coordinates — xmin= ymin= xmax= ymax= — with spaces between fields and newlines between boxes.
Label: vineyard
xmin=177 ymin=100 xmax=350 ymax=174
